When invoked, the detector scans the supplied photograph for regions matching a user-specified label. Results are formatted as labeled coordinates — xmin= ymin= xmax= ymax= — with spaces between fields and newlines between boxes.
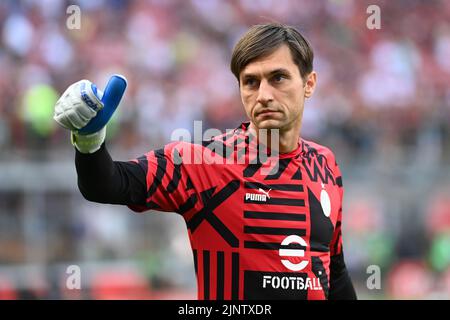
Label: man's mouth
xmin=257 ymin=110 xmax=280 ymax=117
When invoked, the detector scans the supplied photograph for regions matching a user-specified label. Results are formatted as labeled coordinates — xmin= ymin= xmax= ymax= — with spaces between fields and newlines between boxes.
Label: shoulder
xmin=302 ymin=139 xmax=338 ymax=166
xmin=159 ymin=137 xmax=231 ymax=166
xmin=301 ymin=138 xmax=343 ymax=181
xmin=301 ymin=139 xmax=344 ymax=189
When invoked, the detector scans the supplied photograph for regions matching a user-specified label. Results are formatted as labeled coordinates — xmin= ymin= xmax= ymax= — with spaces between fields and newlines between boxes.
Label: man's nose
xmin=256 ymin=80 xmax=274 ymax=106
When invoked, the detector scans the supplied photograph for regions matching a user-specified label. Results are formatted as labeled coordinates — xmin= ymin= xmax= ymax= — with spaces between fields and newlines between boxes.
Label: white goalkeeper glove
xmin=54 ymin=75 xmax=127 ymax=153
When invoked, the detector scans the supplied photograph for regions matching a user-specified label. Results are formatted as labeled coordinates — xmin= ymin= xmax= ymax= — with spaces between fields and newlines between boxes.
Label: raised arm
xmin=54 ymin=75 xmax=146 ymax=206
xmin=75 ymin=144 xmax=146 ymax=205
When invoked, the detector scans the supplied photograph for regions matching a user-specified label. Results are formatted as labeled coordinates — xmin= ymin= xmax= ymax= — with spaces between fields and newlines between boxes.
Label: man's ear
xmin=304 ymin=71 xmax=317 ymax=98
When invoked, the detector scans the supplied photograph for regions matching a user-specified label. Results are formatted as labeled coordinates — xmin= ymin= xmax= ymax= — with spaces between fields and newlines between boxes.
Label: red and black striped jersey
xmin=129 ymin=122 xmax=345 ymax=300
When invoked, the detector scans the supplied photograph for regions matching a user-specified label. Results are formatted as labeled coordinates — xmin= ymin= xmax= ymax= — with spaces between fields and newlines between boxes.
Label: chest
xmin=188 ymin=158 xmax=341 ymax=251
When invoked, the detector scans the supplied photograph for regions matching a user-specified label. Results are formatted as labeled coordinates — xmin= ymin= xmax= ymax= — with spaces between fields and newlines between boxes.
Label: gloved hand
xmin=54 ymin=75 xmax=127 ymax=153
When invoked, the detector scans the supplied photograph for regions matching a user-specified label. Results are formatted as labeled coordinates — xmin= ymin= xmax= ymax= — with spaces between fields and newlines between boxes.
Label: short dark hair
xmin=230 ymin=23 xmax=314 ymax=82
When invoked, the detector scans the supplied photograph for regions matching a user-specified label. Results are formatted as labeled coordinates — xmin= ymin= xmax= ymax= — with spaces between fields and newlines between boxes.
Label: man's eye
xmin=273 ymin=74 xmax=286 ymax=83
xmin=244 ymin=78 xmax=257 ymax=87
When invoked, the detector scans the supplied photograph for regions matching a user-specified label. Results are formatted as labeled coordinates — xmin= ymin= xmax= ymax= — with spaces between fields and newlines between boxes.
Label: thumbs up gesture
xmin=53 ymin=75 xmax=127 ymax=153
xmin=54 ymin=75 xmax=127 ymax=134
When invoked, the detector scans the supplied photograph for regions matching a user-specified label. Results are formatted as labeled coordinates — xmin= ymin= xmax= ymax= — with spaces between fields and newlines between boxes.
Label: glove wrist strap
xmin=71 ymin=127 xmax=106 ymax=154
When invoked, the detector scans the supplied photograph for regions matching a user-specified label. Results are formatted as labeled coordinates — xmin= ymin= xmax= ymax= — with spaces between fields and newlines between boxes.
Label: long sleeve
xmin=328 ymin=252 xmax=357 ymax=300
xmin=75 ymin=143 xmax=147 ymax=205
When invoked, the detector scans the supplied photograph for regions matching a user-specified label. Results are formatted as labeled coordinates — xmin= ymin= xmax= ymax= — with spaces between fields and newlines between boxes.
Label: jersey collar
xmin=237 ymin=122 xmax=303 ymax=159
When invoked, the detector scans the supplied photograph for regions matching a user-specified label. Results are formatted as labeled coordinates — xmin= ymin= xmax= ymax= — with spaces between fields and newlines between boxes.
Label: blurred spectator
xmin=0 ymin=0 xmax=446 ymax=165
xmin=387 ymin=260 xmax=433 ymax=299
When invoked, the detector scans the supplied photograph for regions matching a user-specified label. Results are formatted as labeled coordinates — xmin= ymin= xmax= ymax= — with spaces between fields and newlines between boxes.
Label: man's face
xmin=239 ymin=45 xmax=316 ymax=132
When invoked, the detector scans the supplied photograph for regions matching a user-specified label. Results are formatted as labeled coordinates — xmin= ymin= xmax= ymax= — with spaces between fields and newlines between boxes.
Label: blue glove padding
xmin=78 ymin=74 xmax=128 ymax=135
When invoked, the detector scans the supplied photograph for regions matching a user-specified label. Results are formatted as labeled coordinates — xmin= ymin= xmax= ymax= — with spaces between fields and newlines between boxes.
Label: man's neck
xmin=248 ymin=122 xmax=300 ymax=154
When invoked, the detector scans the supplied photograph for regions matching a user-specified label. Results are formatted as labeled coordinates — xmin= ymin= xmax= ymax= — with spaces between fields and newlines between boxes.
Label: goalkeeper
xmin=54 ymin=23 xmax=356 ymax=300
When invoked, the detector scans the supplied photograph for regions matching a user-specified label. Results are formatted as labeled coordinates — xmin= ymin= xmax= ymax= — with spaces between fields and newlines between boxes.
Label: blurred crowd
xmin=1 ymin=0 xmax=449 ymax=162
xmin=1 ymin=0 xmax=450 ymax=299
